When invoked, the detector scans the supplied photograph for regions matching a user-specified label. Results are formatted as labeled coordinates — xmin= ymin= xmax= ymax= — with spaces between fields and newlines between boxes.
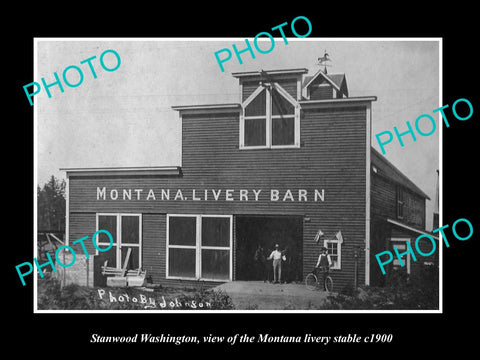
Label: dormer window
xmin=272 ymin=89 xmax=295 ymax=145
xmin=244 ymin=88 xmax=267 ymax=146
xmin=240 ymin=83 xmax=299 ymax=149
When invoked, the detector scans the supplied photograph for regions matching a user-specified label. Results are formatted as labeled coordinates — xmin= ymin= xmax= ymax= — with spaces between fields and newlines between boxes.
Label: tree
xmin=37 ymin=175 xmax=66 ymax=231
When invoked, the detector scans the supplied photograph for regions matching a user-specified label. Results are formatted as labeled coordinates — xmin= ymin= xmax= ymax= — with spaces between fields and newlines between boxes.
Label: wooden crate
xmin=127 ymin=276 xmax=146 ymax=287
xmin=106 ymin=276 xmax=127 ymax=287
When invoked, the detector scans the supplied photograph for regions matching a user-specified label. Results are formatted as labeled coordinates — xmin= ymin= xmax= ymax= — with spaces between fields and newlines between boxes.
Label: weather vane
xmin=259 ymin=69 xmax=273 ymax=89
xmin=317 ymin=50 xmax=332 ymax=74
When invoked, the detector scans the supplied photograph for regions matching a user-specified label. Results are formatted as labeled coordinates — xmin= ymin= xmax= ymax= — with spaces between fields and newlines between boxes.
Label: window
xmin=244 ymin=118 xmax=266 ymax=146
xmin=391 ymin=240 xmax=411 ymax=274
xmin=402 ymin=193 xmax=423 ymax=227
xmin=324 ymin=240 xmax=341 ymax=270
xmin=241 ymin=83 xmax=299 ymax=149
xmin=96 ymin=213 xmax=142 ymax=270
xmin=397 ymin=187 xmax=404 ymax=219
xmin=167 ymin=214 xmax=232 ymax=281
xmin=244 ymin=88 xmax=267 ymax=147
xmin=245 ymin=88 xmax=266 ymax=116
xmin=167 ymin=215 xmax=197 ymax=278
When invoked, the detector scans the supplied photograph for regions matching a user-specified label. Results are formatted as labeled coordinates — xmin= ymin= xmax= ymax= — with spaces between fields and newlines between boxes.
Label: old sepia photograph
xmin=33 ymin=38 xmax=441 ymax=312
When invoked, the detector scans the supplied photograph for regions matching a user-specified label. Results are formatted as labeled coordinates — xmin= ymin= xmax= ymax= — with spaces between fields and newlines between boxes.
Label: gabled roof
xmin=327 ymin=74 xmax=348 ymax=96
xmin=371 ymin=147 xmax=430 ymax=200
xmin=302 ymin=69 xmax=349 ymax=97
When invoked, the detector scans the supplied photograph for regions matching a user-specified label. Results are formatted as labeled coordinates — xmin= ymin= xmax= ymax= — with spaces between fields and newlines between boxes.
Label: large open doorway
xmin=235 ymin=215 xmax=303 ymax=282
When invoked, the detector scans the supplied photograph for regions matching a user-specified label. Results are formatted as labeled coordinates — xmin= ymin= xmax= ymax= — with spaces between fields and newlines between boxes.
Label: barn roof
xmin=302 ymin=70 xmax=349 ymax=97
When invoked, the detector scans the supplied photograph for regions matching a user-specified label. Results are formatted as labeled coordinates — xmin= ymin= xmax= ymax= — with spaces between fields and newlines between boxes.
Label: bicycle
xmin=305 ymin=267 xmax=333 ymax=292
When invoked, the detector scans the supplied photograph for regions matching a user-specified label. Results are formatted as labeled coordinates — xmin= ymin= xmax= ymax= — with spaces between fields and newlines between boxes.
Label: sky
xmin=35 ymin=38 xmax=440 ymax=229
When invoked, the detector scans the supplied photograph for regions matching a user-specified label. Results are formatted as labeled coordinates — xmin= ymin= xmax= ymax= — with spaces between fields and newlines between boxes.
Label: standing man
xmin=315 ymin=246 xmax=332 ymax=291
xmin=267 ymin=244 xmax=283 ymax=284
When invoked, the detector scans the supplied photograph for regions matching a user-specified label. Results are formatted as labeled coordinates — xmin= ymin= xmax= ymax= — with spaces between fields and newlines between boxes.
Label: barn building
xmin=61 ymin=66 xmax=436 ymax=289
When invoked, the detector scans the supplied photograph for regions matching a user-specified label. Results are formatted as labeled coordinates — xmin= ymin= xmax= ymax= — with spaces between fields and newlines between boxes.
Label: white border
xmin=438 ymin=38 xmax=443 ymax=313
xmin=33 ymin=37 xmax=442 ymax=314
xmin=33 ymin=38 xmax=39 ymax=307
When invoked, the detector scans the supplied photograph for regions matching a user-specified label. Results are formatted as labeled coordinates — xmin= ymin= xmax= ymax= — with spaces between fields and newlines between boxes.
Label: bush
xmin=177 ymin=289 xmax=236 ymax=310
xmin=319 ymin=265 xmax=439 ymax=310
xmin=338 ymin=283 xmax=356 ymax=297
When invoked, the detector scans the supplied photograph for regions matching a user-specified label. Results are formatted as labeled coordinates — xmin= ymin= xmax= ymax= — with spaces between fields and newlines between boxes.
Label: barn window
xmin=244 ymin=118 xmax=267 ymax=147
xmin=244 ymin=88 xmax=267 ymax=147
xmin=272 ymin=116 xmax=295 ymax=145
xmin=167 ymin=214 xmax=232 ymax=281
xmin=241 ymin=84 xmax=299 ymax=149
xmin=324 ymin=239 xmax=341 ymax=270
xmin=97 ymin=215 xmax=118 ymax=268
xmin=96 ymin=213 xmax=142 ymax=271
xmin=272 ymin=89 xmax=295 ymax=145
xmin=167 ymin=215 xmax=197 ymax=278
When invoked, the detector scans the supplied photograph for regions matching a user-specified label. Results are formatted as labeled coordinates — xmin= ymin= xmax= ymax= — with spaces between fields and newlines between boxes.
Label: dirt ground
xmin=212 ymin=281 xmax=331 ymax=310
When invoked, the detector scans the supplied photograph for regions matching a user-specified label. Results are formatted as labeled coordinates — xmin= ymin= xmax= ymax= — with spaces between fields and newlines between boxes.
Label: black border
xmin=8 ymin=6 xmax=478 ymax=354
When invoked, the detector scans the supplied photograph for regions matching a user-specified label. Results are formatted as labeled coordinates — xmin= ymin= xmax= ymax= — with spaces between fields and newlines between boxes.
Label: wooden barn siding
xmin=405 ymin=193 xmax=426 ymax=230
xmin=275 ymin=79 xmax=297 ymax=99
xmin=413 ymin=236 xmax=438 ymax=265
xmin=371 ymin=173 xmax=426 ymax=230
xmin=391 ymin=228 xmax=414 ymax=238
xmin=233 ymin=216 xmax=237 ymax=281
xmin=309 ymin=75 xmax=334 ymax=101
xmin=142 ymin=213 xmax=164 ymax=283
xmin=369 ymin=216 xmax=391 ymax=286
xmin=242 ymin=81 xmax=259 ymax=101
xmin=69 ymin=212 xmax=96 ymax=255
xmin=310 ymin=85 xmax=333 ymax=101
xmin=68 ymin=105 xmax=367 ymax=289
xmin=371 ymin=174 xmax=396 ymax=219
xmin=300 ymin=107 xmax=367 ymax=288
xmin=370 ymin=173 xmax=428 ymax=285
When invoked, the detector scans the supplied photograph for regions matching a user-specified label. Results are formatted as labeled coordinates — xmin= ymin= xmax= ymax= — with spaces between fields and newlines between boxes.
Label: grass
xmin=37 ymin=275 xmax=235 ymax=310
xmin=317 ymin=265 xmax=440 ymax=310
